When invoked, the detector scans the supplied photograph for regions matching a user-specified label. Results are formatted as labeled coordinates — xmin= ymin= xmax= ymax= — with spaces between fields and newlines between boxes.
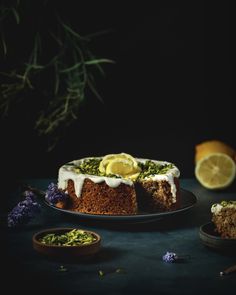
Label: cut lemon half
xmin=195 ymin=153 xmax=236 ymax=189
xmin=195 ymin=140 xmax=235 ymax=163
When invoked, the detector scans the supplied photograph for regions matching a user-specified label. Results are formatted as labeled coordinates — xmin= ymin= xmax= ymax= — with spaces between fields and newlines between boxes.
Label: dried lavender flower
xmin=162 ymin=252 xmax=178 ymax=263
xmin=8 ymin=191 xmax=41 ymax=227
xmin=162 ymin=251 xmax=190 ymax=263
xmin=45 ymin=183 xmax=68 ymax=205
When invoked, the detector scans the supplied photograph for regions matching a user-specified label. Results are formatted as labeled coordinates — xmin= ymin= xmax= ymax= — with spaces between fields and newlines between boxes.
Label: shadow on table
xmin=201 ymin=246 xmax=236 ymax=257
xmin=59 ymin=206 xmax=204 ymax=233
xmin=35 ymin=245 xmax=128 ymax=264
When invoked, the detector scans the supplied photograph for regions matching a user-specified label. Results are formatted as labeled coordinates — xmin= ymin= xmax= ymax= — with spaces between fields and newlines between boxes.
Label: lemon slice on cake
xmin=195 ymin=141 xmax=236 ymax=189
xmin=99 ymin=153 xmax=141 ymax=180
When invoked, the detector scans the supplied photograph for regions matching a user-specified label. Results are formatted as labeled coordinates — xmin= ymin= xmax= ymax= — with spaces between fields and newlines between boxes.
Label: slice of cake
xmin=136 ymin=159 xmax=180 ymax=212
xmin=211 ymin=201 xmax=236 ymax=239
xmin=57 ymin=153 xmax=180 ymax=215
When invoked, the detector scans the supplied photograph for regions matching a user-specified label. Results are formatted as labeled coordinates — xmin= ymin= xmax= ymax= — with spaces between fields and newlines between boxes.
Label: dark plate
xmin=199 ymin=222 xmax=236 ymax=251
xmin=44 ymin=188 xmax=197 ymax=223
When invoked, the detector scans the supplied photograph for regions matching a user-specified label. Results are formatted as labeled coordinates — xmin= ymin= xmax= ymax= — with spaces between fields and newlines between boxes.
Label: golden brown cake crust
xmin=57 ymin=177 xmax=181 ymax=215
xmin=212 ymin=207 xmax=236 ymax=239
xmin=136 ymin=177 xmax=180 ymax=212
xmin=65 ymin=178 xmax=138 ymax=215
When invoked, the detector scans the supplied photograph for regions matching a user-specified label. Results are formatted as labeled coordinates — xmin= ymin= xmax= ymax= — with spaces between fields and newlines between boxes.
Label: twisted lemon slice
xmin=99 ymin=153 xmax=141 ymax=180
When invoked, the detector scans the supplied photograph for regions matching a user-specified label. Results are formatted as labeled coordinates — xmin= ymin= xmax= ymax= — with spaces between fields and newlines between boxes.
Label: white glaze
xmin=58 ymin=157 xmax=180 ymax=201
xmin=211 ymin=202 xmax=236 ymax=215
xmin=136 ymin=158 xmax=180 ymax=202
xmin=58 ymin=159 xmax=133 ymax=198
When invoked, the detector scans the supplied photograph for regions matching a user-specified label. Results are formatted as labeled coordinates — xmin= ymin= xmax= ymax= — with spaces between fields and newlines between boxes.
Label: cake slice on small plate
xmin=211 ymin=201 xmax=236 ymax=239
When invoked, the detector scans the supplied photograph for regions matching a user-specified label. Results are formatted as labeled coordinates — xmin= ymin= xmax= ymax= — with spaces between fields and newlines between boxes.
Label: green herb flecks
xmin=98 ymin=270 xmax=104 ymax=277
xmin=74 ymin=158 xmax=102 ymax=175
xmin=73 ymin=158 xmax=174 ymax=180
xmin=40 ymin=229 xmax=96 ymax=246
xmin=115 ymin=268 xmax=126 ymax=273
xmin=98 ymin=268 xmax=126 ymax=277
xmin=220 ymin=201 xmax=236 ymax=207
xmin=137 ymin=161 xmax=174 ymax=180
xmin=74 ymin=158 xmax=119 ymax=178
xmin=58 ymin=265 xmax=67 ymax=272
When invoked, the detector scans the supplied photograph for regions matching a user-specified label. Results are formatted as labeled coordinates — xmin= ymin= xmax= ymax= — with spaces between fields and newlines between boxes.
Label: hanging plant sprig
xmin=34 ymin=17 xmax=114 ymax=150
xmin=0 ymin=0 xmax=20 ymax=55
xmin=0 ymin=34 xmax=43 ymax=116
xmin=0 ymin=2 xmax=114 ymax=150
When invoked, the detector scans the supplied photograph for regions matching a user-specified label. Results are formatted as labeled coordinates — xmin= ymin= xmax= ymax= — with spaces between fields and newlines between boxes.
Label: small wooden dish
xmin=33 ymin=227 xmax=101 ymax=257
xmin=199 ymin=222 xmax=236 ymax=252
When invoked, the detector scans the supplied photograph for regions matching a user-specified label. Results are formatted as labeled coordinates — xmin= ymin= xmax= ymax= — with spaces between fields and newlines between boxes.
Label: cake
xmin=211 ymin=201 xmax=236 ymax=239
xmin=57 ymin=153 xmax=181 ymax=215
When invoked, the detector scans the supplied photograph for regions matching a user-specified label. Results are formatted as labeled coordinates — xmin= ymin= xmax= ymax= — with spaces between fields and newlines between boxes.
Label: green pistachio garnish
xmin=115 ymin=268 xmax=126 ymax=273
xmin=98 ymin=270 xmax=104 ymax=277
xmin=98 ymin=268 xmax=126 ymax=277
xmin=75 ymin=158 xmax=102 ymax=175
xmin=58 ymin=265 xmax=67 ymax=272
xmin=137 ymin=161 xmax=174 ymax=180
xmin=40 ymin=229 xmax=96 ymax=246
xmin=73 ymin=158 xmax=119 ymax=178
xmin=72 ymin=157 xmax=174 ymax=180
xmin=220 ymin=200 xmax=236 ymax=207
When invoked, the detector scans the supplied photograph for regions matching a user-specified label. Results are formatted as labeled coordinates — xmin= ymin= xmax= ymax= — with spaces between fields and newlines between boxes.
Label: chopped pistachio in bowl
xmin=33 ymin=228 xmax=101 ymax=257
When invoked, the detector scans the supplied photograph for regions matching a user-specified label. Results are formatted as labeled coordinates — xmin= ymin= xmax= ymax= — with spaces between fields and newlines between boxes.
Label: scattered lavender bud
xmin=45 ymin=183 xmax=68 ymax=205
xmin=162 ymin=252 xmax=178 ymax=263
xmin=8 ymin=191 xmax=41 ymax=227
xmin=162 ymin=251 xmax=190 ymax=263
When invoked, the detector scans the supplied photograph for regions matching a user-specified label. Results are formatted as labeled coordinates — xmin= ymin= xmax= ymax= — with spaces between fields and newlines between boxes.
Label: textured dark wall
xmin=1 ymin=1 xmax=234 ymax=180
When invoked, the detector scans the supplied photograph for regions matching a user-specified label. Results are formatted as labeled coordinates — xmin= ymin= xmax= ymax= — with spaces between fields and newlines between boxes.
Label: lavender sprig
xmin=8 ymin=191 xmax=41 ymax=227
xmin=45 ymin=183 xmax=68 ymax=205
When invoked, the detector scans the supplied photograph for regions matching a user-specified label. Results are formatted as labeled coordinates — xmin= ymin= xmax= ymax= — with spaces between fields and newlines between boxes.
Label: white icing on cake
xmin=211 ymin=201 xmax=236 ymax=215
xmin=58 ymin=157 xmax=180 ymax=201
xmin=58 ymin=158 xmax=133 ymax=198
xmin=136 ymin=158 xmax=180 ymax=203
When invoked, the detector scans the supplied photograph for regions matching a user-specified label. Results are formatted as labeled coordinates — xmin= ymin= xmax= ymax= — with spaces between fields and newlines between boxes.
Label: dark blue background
xmin=1 ymin=1 xmax=234 ymax=180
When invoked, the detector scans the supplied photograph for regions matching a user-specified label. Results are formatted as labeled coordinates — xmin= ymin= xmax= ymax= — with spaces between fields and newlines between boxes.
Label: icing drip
xmin=58 ymin=165 xmax=133 ymax=198
xmin=211 ymin=201 xmax=236 ymax=215
xmin=137 ymin=158 xmax=180 ymax=203
xmin=58 ymin=157 xmax=180 ymax=201
xmin=146 ymin=174 xmax=177 ymax=203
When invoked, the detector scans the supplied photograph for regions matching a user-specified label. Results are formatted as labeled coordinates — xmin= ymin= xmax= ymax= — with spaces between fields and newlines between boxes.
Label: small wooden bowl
xmin=33 ymin=228 xmax=101 ymax=257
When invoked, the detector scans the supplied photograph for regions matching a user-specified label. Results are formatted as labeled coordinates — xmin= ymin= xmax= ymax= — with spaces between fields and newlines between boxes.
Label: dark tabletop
xmin=6 ymin=179 xmax=236 ymax=295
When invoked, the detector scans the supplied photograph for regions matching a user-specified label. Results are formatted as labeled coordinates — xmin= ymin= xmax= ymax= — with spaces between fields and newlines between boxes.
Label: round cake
xmin=56 ymin=153 xmax=181 ymax=215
